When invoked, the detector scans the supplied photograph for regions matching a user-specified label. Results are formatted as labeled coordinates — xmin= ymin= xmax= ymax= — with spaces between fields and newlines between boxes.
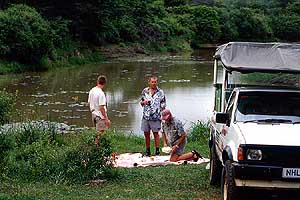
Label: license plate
xmin=282 ymin=168 xmax=300 ymax=178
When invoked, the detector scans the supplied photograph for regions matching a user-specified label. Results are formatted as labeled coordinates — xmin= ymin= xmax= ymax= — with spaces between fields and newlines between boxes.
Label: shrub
xmin=164 ymin=0 xmax=189 ymax=7
xmin=0 ymin=91 xmax=15 ymax=125
xmin=215 ymin=7 xmax=276 ymax=42
xmin=286 ymin=2 xmax=300 ymax=14
xmin=0 ymin=4 xmax=52 ymax=64
xmin=49 ymin=17 xmax=70 ymax=49
xmin=215 ymin=7 xmax=239 ymax=42
xmin=192 ymin=6 xmax=221 ymax=45
xmin=0 ymin=4 xmax=68 ymax=66
xmin=271 ymin=14 xmax=300 ymax=41
xmin=1 ymin=123 xmax=113 ymax=183
xmin=188 ymin=120 xmax=210 ymax=144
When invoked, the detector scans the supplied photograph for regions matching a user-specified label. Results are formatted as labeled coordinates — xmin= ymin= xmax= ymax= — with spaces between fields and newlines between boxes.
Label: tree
xmin=192 ymin=6 xmax=221 ymax=45
xmin=271 ymin=14 xmax=300 ymax=41
xmin=0 ymin=4 xmax=66 ymax=64
xmin=164 ymin=0 xmax=189 ymax=7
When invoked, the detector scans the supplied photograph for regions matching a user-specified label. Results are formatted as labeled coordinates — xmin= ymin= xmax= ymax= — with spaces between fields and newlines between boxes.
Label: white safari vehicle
xmin=209 ymin=42 xmax=300 ymax=200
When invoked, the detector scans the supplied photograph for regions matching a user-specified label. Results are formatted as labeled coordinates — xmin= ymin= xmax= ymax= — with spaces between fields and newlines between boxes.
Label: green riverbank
xmin=0 ymin=121 xmax=221 ymax=199
xmin=0 ymin=165 xmax=220 ymax=200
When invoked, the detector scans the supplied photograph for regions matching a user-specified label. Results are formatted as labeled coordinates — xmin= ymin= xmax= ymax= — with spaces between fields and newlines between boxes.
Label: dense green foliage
xmin=0 ymin=90 xmax=15 ymax=125
xmin=0 ymin=4 xmax=68 ymax=67
xmin=0 ymin=0 xmax=300 ymax=72
xmin=0 ymin=124 xmax=113 ymax=183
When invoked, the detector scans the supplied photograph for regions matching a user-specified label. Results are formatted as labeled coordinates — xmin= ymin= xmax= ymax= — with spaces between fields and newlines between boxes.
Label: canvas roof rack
xmin=214 ymin=42 xmax=300 ymax=74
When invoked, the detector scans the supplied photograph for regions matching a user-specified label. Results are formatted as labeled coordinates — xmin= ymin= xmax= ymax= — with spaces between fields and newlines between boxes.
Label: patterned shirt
xmin=141 ymin=87 xmax=166 ymax=121
xmin=162 ymin=117 xmax=187 ymax=147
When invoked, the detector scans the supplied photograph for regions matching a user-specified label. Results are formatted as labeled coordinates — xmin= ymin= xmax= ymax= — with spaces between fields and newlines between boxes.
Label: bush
xmin=219 ymin=8 xmax=273 ymax=41
xmin=49 ymin=17 xmax=70 ymax=50
xmin=164 ymin=0 xmax=189 ymax=7
xmin=286 ymin=2 xmax=300 ymax=14
xmin=0 ymin=61 xmax=27 ymax=74
xmin=1 ymin=123 xmax=113 ymax=183
xmin=188 ymin=120 xmax=210 ymax=144
xmin=0 ymin=4 xmax=69 ymax=66
xmin=0 ymin=91 xmax=15 ymax=125
xmin=191 ymin=6 xmax=221 ymax=45
xmin=215 ymin=7 xmax=239 ymax=42
xmin=271 ymin=14 xmax=300 ymax=41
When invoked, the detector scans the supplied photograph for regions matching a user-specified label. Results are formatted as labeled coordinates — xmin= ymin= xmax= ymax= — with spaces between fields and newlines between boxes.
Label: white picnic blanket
xmin=113 ymin=153 xmax=209 ymax=168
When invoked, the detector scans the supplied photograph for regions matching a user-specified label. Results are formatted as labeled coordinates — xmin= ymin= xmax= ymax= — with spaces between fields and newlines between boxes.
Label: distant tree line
xmin=0 ymin=0 xmax=300 ymax=67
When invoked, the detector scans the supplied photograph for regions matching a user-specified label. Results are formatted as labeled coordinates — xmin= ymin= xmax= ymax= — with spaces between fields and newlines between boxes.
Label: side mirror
xmin=216 ymin=112 xmax=230 ymax=124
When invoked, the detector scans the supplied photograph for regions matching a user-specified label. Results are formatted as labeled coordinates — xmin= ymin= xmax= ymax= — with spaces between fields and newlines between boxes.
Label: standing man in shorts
xmin=140 ymin=75 xmax=166 ymax=156
xmin=88 ymin=75 xmax=111 ymax=144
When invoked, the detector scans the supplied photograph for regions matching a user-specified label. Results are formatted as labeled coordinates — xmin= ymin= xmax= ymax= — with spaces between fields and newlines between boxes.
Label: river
xmin=0 ymin=50 xmax=215 ymax=134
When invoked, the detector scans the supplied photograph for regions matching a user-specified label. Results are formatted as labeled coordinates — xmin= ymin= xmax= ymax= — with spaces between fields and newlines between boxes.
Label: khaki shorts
xmin=92 ymin=114 xmax=107 ymax=131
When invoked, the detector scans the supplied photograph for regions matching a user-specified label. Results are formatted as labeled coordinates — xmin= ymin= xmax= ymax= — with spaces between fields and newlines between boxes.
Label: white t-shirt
xmin=88 ymin=86 xmax=107 ymax=119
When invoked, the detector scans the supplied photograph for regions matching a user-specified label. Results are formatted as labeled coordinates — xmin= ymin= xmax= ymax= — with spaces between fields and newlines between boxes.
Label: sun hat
xmin=161 ymin=109 xmax=172 ymax=121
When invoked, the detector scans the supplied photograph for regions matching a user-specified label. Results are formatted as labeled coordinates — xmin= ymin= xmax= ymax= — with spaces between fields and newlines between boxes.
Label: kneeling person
xmin=161 ymin=109 xmax=202 ymax=162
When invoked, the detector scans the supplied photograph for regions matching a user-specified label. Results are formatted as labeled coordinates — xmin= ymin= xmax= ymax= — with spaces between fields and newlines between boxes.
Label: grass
xmin=0 ymin=122 xmax=221 ymax=200
xmin=0 ymin=165 xmax=219 ymax=200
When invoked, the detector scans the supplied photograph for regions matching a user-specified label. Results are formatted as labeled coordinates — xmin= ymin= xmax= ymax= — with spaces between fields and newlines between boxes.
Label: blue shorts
xmin=141 ymin=118 xmax=161 ymax=132
xmin=173 ymin=140 xmax=187 ymax=155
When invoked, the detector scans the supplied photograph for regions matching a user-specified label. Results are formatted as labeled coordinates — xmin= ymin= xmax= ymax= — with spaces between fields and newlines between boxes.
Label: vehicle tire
xmin=221 ymin=160 xmax=239 ymax=200
xmin=209 ymin=140 xmax=222 ymax=185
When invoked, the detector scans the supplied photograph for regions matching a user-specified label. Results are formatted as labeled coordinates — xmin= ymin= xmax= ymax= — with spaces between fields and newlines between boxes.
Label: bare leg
xmin=153 ymin=132 xmax=160 ymax=148
xmin=170 ymin=152 xmax=195 ymax=162
xmin=144 ymin=131 xmax=151 ymax=148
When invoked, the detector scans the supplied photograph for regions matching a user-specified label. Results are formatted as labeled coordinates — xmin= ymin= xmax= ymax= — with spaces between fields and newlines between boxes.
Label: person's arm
xmin=140 ymin=89 xmax=150 ymax=106
xmin=162 ymin=132 xmax=168 ymax=147
xmin=98 ymin=92 xmax=110 ymax=127
xmin=172 ymin=133 xmax=186 ymax=152
xmin=99 ymin=105 xmax=111 ymax=127
xmin=172 ymin=120 xmax=186 ymax=152
xmin=176 ymin=133 xmax=186 ymax=147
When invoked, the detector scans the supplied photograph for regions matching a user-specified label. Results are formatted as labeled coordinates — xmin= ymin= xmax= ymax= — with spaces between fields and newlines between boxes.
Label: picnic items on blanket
xmin=161 ymin=146 xmax=172 ymax=154
xmin=113 ymin=153 xmax=209 ymax=168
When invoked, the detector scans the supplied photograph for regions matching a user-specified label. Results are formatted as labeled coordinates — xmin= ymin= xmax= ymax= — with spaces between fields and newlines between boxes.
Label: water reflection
xmin=0 ymin=54 xmax=214 ymax=134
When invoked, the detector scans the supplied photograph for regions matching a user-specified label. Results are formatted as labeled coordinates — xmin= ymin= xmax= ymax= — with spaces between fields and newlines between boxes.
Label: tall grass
xmin=0 ymin=122 xmax=114 ymax=184
xmin=0 ymin=90 xmax=16 ymax=125
xmin=188 ymin=120 xmax=210 ymax=144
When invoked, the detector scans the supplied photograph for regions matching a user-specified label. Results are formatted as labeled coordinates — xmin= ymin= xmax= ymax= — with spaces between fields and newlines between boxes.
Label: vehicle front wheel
xmin=221 ymin=160 xmax=239 ymax=200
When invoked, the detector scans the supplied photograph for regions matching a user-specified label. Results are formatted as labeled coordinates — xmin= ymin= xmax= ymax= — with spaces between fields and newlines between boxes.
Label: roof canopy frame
xmin=215 ymin=42 xmax=300 ymax=74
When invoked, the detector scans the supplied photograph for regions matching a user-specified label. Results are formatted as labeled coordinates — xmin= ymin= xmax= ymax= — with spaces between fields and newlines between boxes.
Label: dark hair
xmin=97 ymin=75 xmax=107 ymax=85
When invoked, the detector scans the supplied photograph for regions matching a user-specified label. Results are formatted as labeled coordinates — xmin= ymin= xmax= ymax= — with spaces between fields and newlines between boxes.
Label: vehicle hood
xmin=236 ymin=122 xmax=300 ymax=146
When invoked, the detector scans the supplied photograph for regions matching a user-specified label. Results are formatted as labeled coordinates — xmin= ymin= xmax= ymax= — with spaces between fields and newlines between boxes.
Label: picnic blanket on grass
xmin=113 ymin=153 xmax=209 ymax=168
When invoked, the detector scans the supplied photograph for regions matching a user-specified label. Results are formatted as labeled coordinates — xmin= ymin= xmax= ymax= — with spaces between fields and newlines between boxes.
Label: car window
xmin=236 ymin=92 xmax=300 ymax=122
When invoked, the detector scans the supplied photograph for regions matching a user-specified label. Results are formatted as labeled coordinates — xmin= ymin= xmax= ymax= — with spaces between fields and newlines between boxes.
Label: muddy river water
xmin=0 ymin=50 xmax=215 ymax=134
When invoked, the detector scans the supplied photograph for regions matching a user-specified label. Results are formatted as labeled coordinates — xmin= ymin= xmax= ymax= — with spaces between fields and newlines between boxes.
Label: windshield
xmin=235 ymin=92 xmax=300 ymax=123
